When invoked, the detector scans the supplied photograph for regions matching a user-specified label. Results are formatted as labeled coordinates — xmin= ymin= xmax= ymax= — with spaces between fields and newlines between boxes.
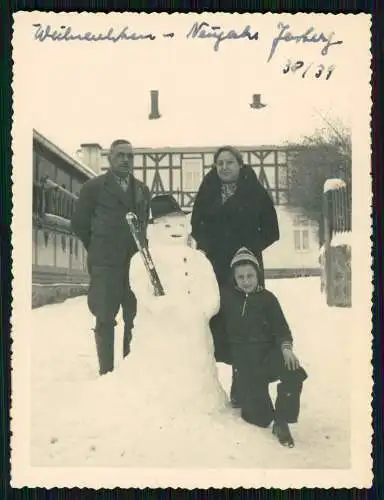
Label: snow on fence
xmin=321 ymin=178 xmax=352 ymax=307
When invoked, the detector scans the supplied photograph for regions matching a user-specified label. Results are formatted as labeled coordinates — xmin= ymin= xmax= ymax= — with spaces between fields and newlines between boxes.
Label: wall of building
xmin=263 ymin=207 xmax=319 ymax=273
xmin=32 ymin=131 xmax=94 ymax=307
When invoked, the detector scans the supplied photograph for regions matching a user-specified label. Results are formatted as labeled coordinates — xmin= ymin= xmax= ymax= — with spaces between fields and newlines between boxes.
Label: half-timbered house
xmin=79 ymin=143 xmax=321 ymax=277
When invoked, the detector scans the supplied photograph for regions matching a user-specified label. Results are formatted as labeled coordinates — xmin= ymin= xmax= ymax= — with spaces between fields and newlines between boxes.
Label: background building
xmin=32 ymin=130 xmax=96 ymax=306
xmin=31 ymin=133 xmax=321 ymax=308
xmin=78 ymin=143 xmax=321 ymax=277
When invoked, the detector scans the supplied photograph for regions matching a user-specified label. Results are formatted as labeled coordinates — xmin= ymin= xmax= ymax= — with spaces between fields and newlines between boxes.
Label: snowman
xmin=32 ymin=196 xmax=230 ymax=464
xmin=126 ymin=194 xmax=229 ymax=416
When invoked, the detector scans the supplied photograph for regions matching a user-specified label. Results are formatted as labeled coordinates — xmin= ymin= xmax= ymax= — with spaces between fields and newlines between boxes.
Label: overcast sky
xmin=14 ymin=12 xmax=370 ymax=156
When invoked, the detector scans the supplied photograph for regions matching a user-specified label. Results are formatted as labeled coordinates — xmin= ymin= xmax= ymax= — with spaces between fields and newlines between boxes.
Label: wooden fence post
xmin=321 ymin=178 xmax=352 ymax=307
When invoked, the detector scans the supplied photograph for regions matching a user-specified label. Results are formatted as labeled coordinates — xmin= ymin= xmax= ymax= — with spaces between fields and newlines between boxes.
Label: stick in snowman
xmin=126 ymin=212 xmax=165 ymax=296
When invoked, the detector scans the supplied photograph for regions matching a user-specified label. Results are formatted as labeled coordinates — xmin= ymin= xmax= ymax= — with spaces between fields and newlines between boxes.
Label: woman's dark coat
xmin=191 ymin=165 xmax=279 ymax=285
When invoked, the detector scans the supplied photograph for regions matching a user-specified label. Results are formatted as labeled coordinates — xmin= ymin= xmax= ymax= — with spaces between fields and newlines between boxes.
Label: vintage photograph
xmin=11 ymin=12 xmax=372 ymax=489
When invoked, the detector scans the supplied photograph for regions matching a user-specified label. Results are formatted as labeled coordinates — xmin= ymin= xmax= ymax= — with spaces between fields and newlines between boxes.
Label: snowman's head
xmin=151 ymin=212 xmax=188 ymax=246
xmin=149 ymin=194 xmax=190 ymax=247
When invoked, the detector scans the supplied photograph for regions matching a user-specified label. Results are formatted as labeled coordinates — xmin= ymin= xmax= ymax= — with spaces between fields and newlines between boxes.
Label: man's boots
xmin=93 ymin=321 xmax=115 ymax=375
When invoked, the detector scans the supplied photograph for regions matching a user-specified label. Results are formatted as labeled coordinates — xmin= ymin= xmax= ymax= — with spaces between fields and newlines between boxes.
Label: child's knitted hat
xmin=230 ymin=247 xmax=261 ymax=271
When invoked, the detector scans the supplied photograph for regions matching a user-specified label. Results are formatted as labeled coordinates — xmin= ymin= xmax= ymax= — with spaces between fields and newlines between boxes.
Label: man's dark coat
xmin=71 ymin=170 xmax=150 ymax=323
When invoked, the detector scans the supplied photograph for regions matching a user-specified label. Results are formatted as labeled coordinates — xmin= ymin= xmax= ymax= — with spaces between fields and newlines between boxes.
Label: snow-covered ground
xmin=31 ymin=277 xmax=351 ymax=469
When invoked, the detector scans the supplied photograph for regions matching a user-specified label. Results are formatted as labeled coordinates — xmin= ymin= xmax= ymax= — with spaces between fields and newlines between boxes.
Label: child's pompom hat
xmin=230 ymin=247 xmax=261 ymax=271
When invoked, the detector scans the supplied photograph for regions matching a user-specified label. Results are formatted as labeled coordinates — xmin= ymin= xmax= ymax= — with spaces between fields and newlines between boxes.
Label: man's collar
xmin=111 ymin=170 xmax=132 ymax=183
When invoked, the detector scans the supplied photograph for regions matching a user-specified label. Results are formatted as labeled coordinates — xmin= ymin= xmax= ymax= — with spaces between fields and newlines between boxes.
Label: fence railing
xmin=33 ymin=176 xmax=78 ymax=233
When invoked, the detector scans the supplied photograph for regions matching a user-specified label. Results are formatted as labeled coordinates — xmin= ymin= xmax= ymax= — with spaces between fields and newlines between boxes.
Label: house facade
xmin=32 ymin=130 xmax=95 ymax=306
xmin=78 ymin=143 xmax=321 ymax=277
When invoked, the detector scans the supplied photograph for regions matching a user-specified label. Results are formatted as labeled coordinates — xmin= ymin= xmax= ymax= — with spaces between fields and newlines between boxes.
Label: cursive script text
xmin=267 ymin=23 xmax=343 ymax=62
xmin=33 ymin=24 xmax=156 ymax=42
xmin=186 ymin=21 xmax=259 ymax=52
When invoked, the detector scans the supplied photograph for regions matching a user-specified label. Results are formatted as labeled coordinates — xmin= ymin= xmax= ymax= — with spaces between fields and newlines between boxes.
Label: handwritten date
xmin=282 ymin=60 xmax=335 ymax=80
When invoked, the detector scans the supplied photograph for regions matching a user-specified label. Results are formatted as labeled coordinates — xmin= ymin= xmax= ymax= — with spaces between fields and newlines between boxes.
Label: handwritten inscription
xmin=282 ymin=60 xmax=335 ymax=80
xmin=186 ymin=22 xmax=259 ymax=52
xmin=267 ymin=23 xmax=343 ymax=62
xmin=32 ymin=20 xmax=343 ymax=79
xmin=33 ymin=24 xmax=156 ymax=42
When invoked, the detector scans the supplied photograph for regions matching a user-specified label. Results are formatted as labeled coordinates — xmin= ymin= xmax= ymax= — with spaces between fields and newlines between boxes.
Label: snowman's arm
xmin=194 ymin=252 xmax=220 ymax=317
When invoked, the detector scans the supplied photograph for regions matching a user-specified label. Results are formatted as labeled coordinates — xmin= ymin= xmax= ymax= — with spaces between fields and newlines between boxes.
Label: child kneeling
xmin=221 ymin=247 xmax=308 ymax=448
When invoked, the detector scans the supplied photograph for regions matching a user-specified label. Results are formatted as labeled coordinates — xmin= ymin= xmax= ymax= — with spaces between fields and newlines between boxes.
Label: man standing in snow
xmin=71 ymin=139 xmax=150 ymax=376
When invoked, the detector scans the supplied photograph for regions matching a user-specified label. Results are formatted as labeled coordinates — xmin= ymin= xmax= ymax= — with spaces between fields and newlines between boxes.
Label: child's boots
xmin=272 ymin=420 xmax=295 ymax=448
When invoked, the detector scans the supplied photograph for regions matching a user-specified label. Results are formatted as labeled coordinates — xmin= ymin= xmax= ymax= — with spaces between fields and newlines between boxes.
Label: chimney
xmin=149 ymin=90 xmax=161 ymax=120
xmin=79 ymin=143 xmax=103 ymax=174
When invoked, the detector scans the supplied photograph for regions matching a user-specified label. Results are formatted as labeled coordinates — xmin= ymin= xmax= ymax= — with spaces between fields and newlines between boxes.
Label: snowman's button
xmin=187 ymin=290 xmax=191 ymax=294
xmin=183 ymin=258 xmax=187 ymax=263
xmin=185 ymin=272 xmax=189 ymax=276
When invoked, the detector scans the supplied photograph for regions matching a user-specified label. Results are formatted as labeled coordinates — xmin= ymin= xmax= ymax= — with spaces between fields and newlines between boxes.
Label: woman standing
xmin=191 ymin=146 xmax=280 ymax=402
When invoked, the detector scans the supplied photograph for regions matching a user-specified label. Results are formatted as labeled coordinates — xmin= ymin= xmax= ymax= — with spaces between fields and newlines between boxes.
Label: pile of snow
xmin=323 ymin=178 xmax=346 ymax=193
xmin=330 ymin=231 xmax=352 ymax=248
xmin=30 ymin=277 xmax=352 ymax=469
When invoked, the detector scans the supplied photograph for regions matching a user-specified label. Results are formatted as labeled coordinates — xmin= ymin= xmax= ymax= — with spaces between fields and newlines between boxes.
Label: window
xmin=293 ymin=214 xmax=309 ymax=226
xmin=182 ymin=158 xmax=202 ymax=191
xmin=184 ymin=170 xmax=201 ymax=191
xmin=204 ymin=153 xmax=214 ymax=166
xmin=294 ymin=229 xmax=310 ymax=252
xmin=293 ymin=214 xmax=310 ymax=252
xmin=38 ymin=156 xmax=55 ymax=181
xmin=56 ymin=169 xmax=70 ymax=191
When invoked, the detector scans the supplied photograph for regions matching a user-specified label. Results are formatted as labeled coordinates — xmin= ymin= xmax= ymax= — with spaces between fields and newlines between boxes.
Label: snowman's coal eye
xmin=165 ymin=224 xmax=171 ymax=228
